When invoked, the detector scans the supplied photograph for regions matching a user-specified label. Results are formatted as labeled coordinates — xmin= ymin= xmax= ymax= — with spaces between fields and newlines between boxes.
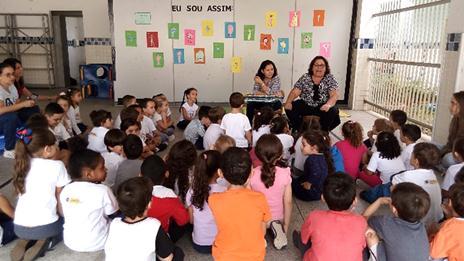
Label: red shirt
xmin=146 ymin=186 xmax=189 ymax=232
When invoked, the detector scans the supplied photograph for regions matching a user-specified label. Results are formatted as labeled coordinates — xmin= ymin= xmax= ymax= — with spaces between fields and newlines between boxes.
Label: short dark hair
xmin=455 ymin=166 xmax=464 ymax=184
xmin=256 ymin=60 xmax=278 ymax=80
xmin=449 ymin=183 xmax=464 ymax=217
xmin=401 ymin=124 xmax=421 ymax=142
xmin=390 ymin=110 xmax=407 ymax=126
xmin=26 ymin=113 xmax=48 ymax=130
xmin=391 ymin=182 xmax=430 ymax=223
xmin=208 ymin=106 xmax=225 ymax=124
xmin=44 ymin=102 xmax=65 ymax=116
xmin=120 ymin=104 xmax=142 ymax=122
xmin=141 ymin=154 xmax=167 ymax=185
xmin=322 ymin=174 xmax=356 ymax=211
xmin=412 ymin=143 xmax=440 ymax=169
xmin=122 ymin=95 xmax=136 ymax=107
xmin=221 ymin=147 xmax=252 ymax=185
xmin=270 ymin=116 xmax=289 ymax=134
xmin=68 ymin=149 xmax=102 ymax=180
xmin=123 ymin=134 xmax=143 ymax=160
xmin=104 ymin=129 xmax=126 ymax=150
xmin=0 ymin=62 xmax=14 ymax=74
xmin=89 ymin=109 xmax=112 ymax=127
xmin=453 ymin=138 xmax=464 ymax=160
xmin=117 ymin=177 xmax=153 ymax=219
xmin=120 ymin=118 xmax=141 ymax=133
xmin=376 ymin=131 xmax=401 ymax=160
xmin=139 ymin=98 xmax=154 ymax=109
xmin=198 ymin=105 xmax=212 ymax=120
xmin=229 ymin=92 xmax=244 ymax=108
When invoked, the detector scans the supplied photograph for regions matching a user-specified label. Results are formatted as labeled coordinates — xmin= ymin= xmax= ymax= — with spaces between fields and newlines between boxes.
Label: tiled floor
xmin=0 ymin=93 xmax=389 ymax=260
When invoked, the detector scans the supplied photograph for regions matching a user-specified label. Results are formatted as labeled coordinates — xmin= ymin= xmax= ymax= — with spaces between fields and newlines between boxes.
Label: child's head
xmin=450 ymin=91 xmax=464 ymax=117
xmin=299 ymin=115 xmax=321 ymax=134
xmin=141 ymin=154 xmax=167 ymax=186
xmin=375 ymin=131 xmax=401 ymax=160
xmin=389 ymin=110 xmax=407 ymax=129
xmin=322 ymin=174 xmax=356 ymax=211
xmin=213 ymin=135 xmax=236 ymax=153
xmin=255 ymin=134 xmax=283 ymax=188
xmin=372 ymin=118 xmax=394 ymax=134
xmin=26 ymin=113 xmax=48 ymax=131
xmin=455 ymin=166 xmax=464 ymax=184
xmin=198 ymin=105 xmax=212 ymax=126
xmin=104 ymin=129 xmax=126 ymax=154
xmin=400 ymin=124 xmax=421 ymax=144
xmin=341 ymin=120 xmax=363 ymax=148
xmin=270 ymin=116 xmax=289 ymax=134
xmin=123 ymin=134 xmax=143 ymax=160
xmin=301 ymin=131 xmax=334 ymax=174
xmin=411 ymin=143 xmax=440 ymax=169
xmin=68 ymin=149 xmax=106 ymax=183
xmin=253 ymin=106 xmax=274 ymax=131
xmin=221 ymin=147 xmax=252 ymax=185
xmin=391 ymin=182 xmax=430 ymax=222
xmin=208 ymin=106 xmax=225 ymax=124
xmin=229 ymin=92 xmax=244 ymax=109
xmin=122 ymin=95 xmax=136 ymax=108
xmin=121 ymin=104 xmax=143 ymax=123
xmin=256 ymin=60 xmax=277 ymax=80
xmin=182 ymin=87 xmax=198 ymax=104
xmin=117 ymin=177 xmax=153 ymax=220
xmin=14 ymin=128 xmax=57 ymax=194
xmin=449 ymin=183 xmax=464 ymax=217
xmin=191 ymin=150 xmax=222 ymax=210
xmin=56 ymin=95 xmax=70 ymax=113
xmin=89 ymin=109 xmax=113 ymax=128
xmin=140 ymin=98 xmax=156 ymax=117
xmin=452 ymin=138 xmax=464 ymax=162
xmin=44 ymin=102 xmax=64 ymax=128
xmin=153 ymin=95 xmax=168 ymax=113
xmin=65 ymin=135 xmax=88 ymax=153
xmin=66 ymin=87 xmax=82 ymax=106
xmin=121 ymin=118 xmax=141 ymax=136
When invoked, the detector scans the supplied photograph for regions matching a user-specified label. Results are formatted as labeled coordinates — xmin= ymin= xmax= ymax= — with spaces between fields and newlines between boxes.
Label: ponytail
xmin=179 ymin=87 xmax=197 ymax=112
xmin=302 ymin=131 xmax=334 ymax=175
xmin=341 ymin=121 xmax=363 ymax=147
xmin=255 ymin=134 xmax=283 ymax=188
xmin=66 ymin=87 xmax=80 ymax=107
xmin=253 ymin=106 xmax=274 ymax=131
xmin=191 ymin=151 xmax=222 ymax=210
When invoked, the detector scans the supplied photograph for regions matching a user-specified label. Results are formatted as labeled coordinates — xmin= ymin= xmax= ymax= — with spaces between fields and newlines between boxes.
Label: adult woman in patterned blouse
xmin=284 ymin=56 xmax=340 ymax=131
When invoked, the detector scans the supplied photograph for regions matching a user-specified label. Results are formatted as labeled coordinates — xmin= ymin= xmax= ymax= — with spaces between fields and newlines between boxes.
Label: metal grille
xmin=365 ymin=0 xmax=449 ymax=134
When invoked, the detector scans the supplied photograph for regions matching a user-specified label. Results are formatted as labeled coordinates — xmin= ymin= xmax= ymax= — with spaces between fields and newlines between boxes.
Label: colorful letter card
xmin=184 ymin=29 xmax=196 ymax=45
xmin=313 ymin=10 xmax=325 ymax=26
xmin=213 ymin=42 xmax=224 ymax=58
xmin=224 ymin=22 xmax=236 ymax=38
xmin=125 ymin=31 xmax=137 ymax=47
xmin=153 ymin=52 xmax=164 ymax=68
xmin=231 ymin=57 xmax=241 ymax=73
xmin=194 ymin=48 xmax=205 ymax=64
xmin=173 ymin=48 xmax=184 ymax=64
xmin=260 ymin=34 xmax=272 ymax=50
xmin=278 ymin=38 xmax=289 ymax=54
xmin=301 ymin=32 xmax=313 ymax=49
xmin=202 ymin=20 xmax=214 ymax=36
xmin=244 ymin=25 xmax=255 ymax=41
xmin=146 ymin=32 xmax=159 ymax=48
xmin=265 ymin=11 xmax=277 ymax=28
xmin=168 ymin=23 xmax=179 ymax=39
xmin=320 ymin=42 xmax=331 ymax=58
xmin=289 ymin=11 xmax=301 ymax=27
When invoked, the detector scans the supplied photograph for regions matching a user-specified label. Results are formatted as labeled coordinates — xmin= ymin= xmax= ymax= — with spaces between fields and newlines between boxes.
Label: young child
xmin=209 ymin=147 xmax=271 ymax=260
xmin=114 ymin=94 xmax=136 ymax=129
xmin=105 ymin=177 xmax=184 ymax=261
xmin=141 ymin=155 xmax=189 ymax=243
xmin=60 ymin=149 xmax=118 ymax=252
xmin=250 ymin=134 xmax=292 ymax=250
xmin=87 ymin=110 xmax=113 ymax=153
xmin=120 ymin=118 xmax=153 ymax=158
xmin=430 ymin=182 xmax=464 ymax=260
xmin=322 ymin=132 xmax=345 ymax=173
xmin=392 ymin=143 xmax=443 ymax=226
xmin=164 ymin=140 xmax=197 ymax=204
xmin=213 ymin=134 xmax=236 ymax=154
xmin=153 ymin=95 xmax=175 ymax=141
xmin=270 ymin=116 xmax=294 ymax=165
xmin=186 ymin=150 xmax=227 ymax=253
xmin=140 ymin=98 xmax=158 ymax=137
xmin=66 ymin=87 xmax=87 ymax=135
xmin=184 ymin=105 xmax=211 ymax=150
xmin=293 ymin=131 xmax=334 ymax=201
xmin=293 ymin=116 xmax=322 ymax=177
xmin=442 ymin=138 xmax=464 ymax=195
xmin=12 ymin=128 xmax=70 ymax=261
xmin=252 ymin=106 xmax=274 ymax=147
xmin=113 ymin=134 xmax=144 ymax=192
xmin=221 ymin=92 xmax=252 ymax=148
xmin=0 ymin=194 xmax=16 ymax=246
xmin=203 ymin=106 xmax=225 ymax=150
xmin=294 ymin=174 xmax=367 ymax=260
xmin=44 ymin=102 xmax=70 ymax=143
xmin=363 ymin=183 xmax=431 ymax=261
xmin=101 ymin=129 xmax=126 ymax=188
xmin=389 ymin=109 xmax=407 ymax=148
xmin=360 ymin=131 xmax=405 ymax=203
xmin=364 ymin=118 xmax=394 ymax=151
xmin=400 ymin=123 xmax=421 ymax=170
xmin=177 ymin=87 xmax=198 ymax=130
xmin=56 ymin=95 xmax=73 ymax=138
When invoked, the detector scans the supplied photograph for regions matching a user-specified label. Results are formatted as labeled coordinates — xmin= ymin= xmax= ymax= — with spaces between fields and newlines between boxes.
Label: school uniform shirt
xmin=252 ymin=125 xmax=270 ymax=147
xmin=442 ymin=162 xmax=464 ymax=191
xmin=60 ymin=181 xmax=118 ymax=252
xmin=105 ymin=217 xmax=175 ymax=261
xmin=113 ymin=159 xmax=143 ymax=192
xmin=141 ymin=115 xmax=156 ymax=138
xmin=49 ymin=123 xmax=71 ymax=143
xmin=87 ymin=126 xmax=110 ymax=153
xmin=0 ymin=84 xmax=18 ymax=106
xmin=220 ymin=112 xmax=252 ymax=148
xmin=179 ymin=103 xmax=198 ymax=121
xmin=394 ymin=129 xmax=405 ymax=149
xmin=67 ymin=105 xmax=82 ymax=135
xmin=401 ymin=142 xmax=416 ymax=171
xmin=276 ymin=133 xmax=294 ymax=165
xmin=14 ymin=158 xmax=71 ymax=227
xmin=101 ymin=151 xmax=125 ymax=188
xmin=366 ymin=152 xmax=406 ymax=184
xmin=184 ymin=119 xmax=205 ymax=144
xmin=293 ymin=136 xmax=306 ymax=171
xmin=430 ymin=217 xmax=464 ymax=260
xmin=147 ymin=185 xmax=189 ymax=232
xmin=203 ymin=123 xmax=224 ymax=150
xmin=392 ymin=169 xmax=443 ymax=225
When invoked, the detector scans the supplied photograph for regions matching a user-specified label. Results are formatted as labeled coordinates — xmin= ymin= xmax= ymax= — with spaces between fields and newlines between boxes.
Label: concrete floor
xmin=0 ymin=93 xmax=390 ymax=260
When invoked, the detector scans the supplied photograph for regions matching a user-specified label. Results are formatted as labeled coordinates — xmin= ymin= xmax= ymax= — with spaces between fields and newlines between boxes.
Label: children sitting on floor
xmin=114 ymin=94 xmax=136 ymax=129
xmin=101 ymin=129 xmax=126 ymax=188
xmin=184 ymin=105 xmax=211 ymax=150
xmin=203 ymin=106 xmax=225 ymax=150
xmin=400 ymin=123 xmax=421 ymax=170
xmin=87 ymin=110 xmax=113 ymax=153
xmin=44 ymin=102 xmax=70 ymax=143
xmin=221 ymin=92 xmax=252 ymax=148
xmin=251 ymin=106 xmax=274 ymax=147
xmin=113 ymin=134 xmax=144 ymax=192
xmin=177 ymin=88 xmax=198 ymax=130
xmin=389 ymin=109 xmax=407 ymax=148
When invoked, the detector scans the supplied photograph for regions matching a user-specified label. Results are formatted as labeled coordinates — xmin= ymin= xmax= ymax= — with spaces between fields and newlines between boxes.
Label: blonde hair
xmin=153 ymin=96 xmax=167 ymax=110
xmin=213 ymin=135 xmax=236 ymax=154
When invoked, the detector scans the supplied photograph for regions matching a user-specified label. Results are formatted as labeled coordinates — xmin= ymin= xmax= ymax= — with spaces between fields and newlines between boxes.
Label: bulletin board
xmin=113 ymin=0 xmax=354 ymax=102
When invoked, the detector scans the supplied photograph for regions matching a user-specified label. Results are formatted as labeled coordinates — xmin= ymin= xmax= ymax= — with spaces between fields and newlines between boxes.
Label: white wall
xmin=66 ymin=17 xmax=86 ymax=81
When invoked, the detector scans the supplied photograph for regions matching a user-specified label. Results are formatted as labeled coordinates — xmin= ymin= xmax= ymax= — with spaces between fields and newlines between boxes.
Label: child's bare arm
xmin=56 ymin=186 xmax=64 ymax=217
xmin=188 ymin=206 xmax=194 ymax=224
xmin=283 ymin=184 xmax=292 ymax=233
xmin=362 ymin=197 xmax=391 ymax=219
xmin=245 ymin=130 xmax=252 ymax=147
xmin=0 ymin=194 xmax=14 ymax=218
xmin=181 ymin=107 xmax=192 ymax=121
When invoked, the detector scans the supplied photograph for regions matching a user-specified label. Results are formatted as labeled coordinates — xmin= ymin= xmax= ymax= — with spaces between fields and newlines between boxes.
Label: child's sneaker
xmin=2 ymin=149 xmax=15 ymax=159
xmin=270 ymin=220 xmax=287 ymax=250
xmin=10 ymin=239 xmax=29 ymax=261
xmin=22 ymin=238 xmax=50 ymax=261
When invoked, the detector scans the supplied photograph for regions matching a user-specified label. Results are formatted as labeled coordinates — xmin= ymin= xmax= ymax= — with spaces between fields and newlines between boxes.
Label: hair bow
xmin=16 ymin=128 xmax=33 ymax=145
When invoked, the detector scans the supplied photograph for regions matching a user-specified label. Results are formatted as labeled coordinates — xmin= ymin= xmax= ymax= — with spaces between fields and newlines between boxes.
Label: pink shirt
xmin=301 ymin=210 xmax=367 ymax=261
xmin=250 ymin=166 xmax=291 ymax=221
xmin=335 ymin=140 xmax=367 ymax=178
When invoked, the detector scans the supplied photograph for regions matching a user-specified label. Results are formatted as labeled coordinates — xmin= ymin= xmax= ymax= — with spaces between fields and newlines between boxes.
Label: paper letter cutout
xmin=289 ymin=11 xmax=301 ymax=27
xmin=301 ymin=32 xmax=313 ymax=49
xmin=278 ymin=38 xmax=289 ymax=54
xmin=135 ymin=12 xmax=151 ymax=25
xmin=146 ymin=32 xmax=159 ymax=48
xmin=244 ymin=25 xmax=255 ymax=41
xmin=265 ymin=11 xmax=277 ymax=28
xmin=231 ymin=57 xmax=241 ymax=73
xmin=213 ymin=42 xmax=224 ymax=58
xmin=313 ymin=10 xmax=325 ymax=27
xmin=320 ymin=42 xmax=331 ymax=58
xmin=153 ymin=52 xmax=164 ymax=68
xmin=184 ymin=29 xmax=196 ymax=46
xmin=194 ymin=48 xmax=206 ymax=64
xmin=173 ymin=48 xmax=184 ymax=64
xmin=125 ymin=31 xmax=137 ymax=47
xmin=168 ymin=23 xmax=179 ymax=39
xmin=202 ymin=20 xmax=214 ymax=37
xmin=224 ymin=22 xmax=236 ymax=38
xmin=260 ymin=34 xmax=272 ymax=50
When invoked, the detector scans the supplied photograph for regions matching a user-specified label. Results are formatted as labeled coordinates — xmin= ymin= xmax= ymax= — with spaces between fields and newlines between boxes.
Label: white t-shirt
xmin=252 ymin=125 xmax=270 ymax=147
xmin=394 ymin=129 xmax=405 ymax=149
xmin=293 ymin=136 xmax=307 ymax=171
xmin=87 ymin=126 xmax=110 ymax=153
xmin=68 ymin=105 xmax=82 ymax=135
xmin=0 ymin=84 xmax=18 ymax=107
xmin=392 ymin=168 xmax=443 ymax=225
xmin=367 ymin=152 xmax=406 ymax=183
xmin=442 ymin=162 xmax=464 ymax=191
xmin=401 ymin=143 xmax=416 ymax=171
xmin=141 ymin=115 xmax=156 ymax=138
xmin=14 ymin=158 xmax=71 ymax=227
xmin=179 ymin=103 xmax=198 ymax=121
xmin=105 ymin=217 xmax=162 ymax=261
xmin=276 ymin=133 xmax=294 ymax=165
xmin=220 ymin=112 xmax=251 ymax=148
xmin=102 ymin=152 xmax=125 ymax=188
xmin=203 ymin=123 xmax=224 ymax=150
xmin=114 ymin=114 xmax=122 ymax=129
xmin=50 ymin=123 xmax=71 ymax=142
xmin=60 ymin=181 xmax=118 ymax=252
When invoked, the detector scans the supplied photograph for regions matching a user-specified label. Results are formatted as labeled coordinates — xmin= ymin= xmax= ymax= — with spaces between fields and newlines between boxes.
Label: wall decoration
xmin=224 ymin=22 xmax=236 ymax=38
xmin=289 ymin=11 xmax=301 ymax=27
xmin=313 ymin=10 xmax=325 ymax=27
xmin=278 ymin=38 xmax=289 ymax=54
xmin=153 ymin=52 xmax=164 ymax=68
xmin=231 ymin=56 xmax=241 ymax=73
xmin=194 ymin=48 xmax=206 ymax=64
xmin=213 ymin=42 xmax=224 ymax=58
xmin=125 ymin=30 xmax=137 ymax=47
xmin=135 ymin=12 xmax=151 ymax=25
xmin=260 ymin=34 xmax=272 ymax=50
xmin=265 ymin=11 xmax=277 ymax=28
xmin=173 ymin=48 xmax=184 ymax=64
xmin=168 ymin=23 xmax=180 ymax=39
xmin=184 ymin=29 xmax=196 ymax=45
xmin=301 ymin=32 xmax=313 ymax=48
xmin=202 ymin=20 xmax=214 ymax=36
xmin=244 ymin=25 xmax=255 ymax=41
xmin=320 ymin=42 xmax=331 ymax=58
xmin=146 ymin=32 xmax=159 ymax=48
